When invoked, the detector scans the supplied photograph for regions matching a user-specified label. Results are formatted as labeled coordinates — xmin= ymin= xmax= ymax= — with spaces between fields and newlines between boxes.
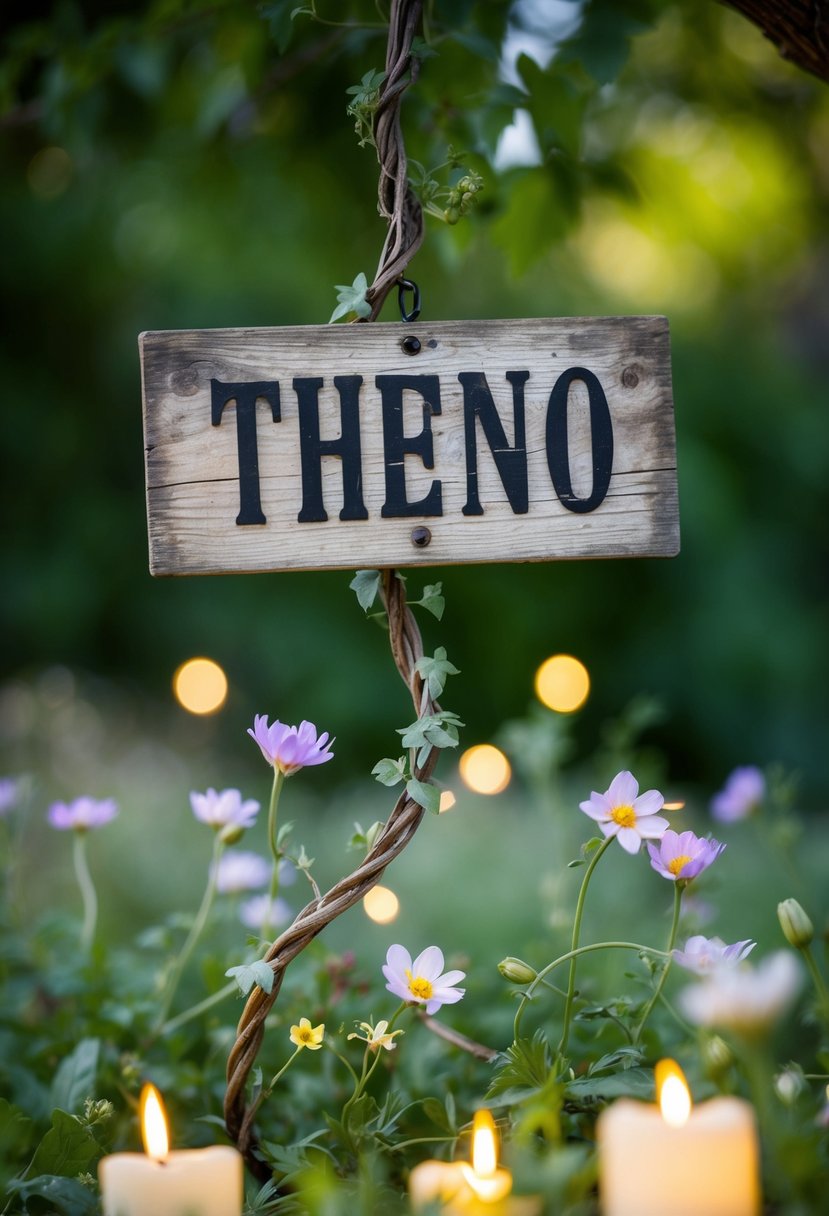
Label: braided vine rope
xmin=225 ymin=571 xmax=440 ymax=1169
xmin=365 ymin=0 xmax=425 ymax=319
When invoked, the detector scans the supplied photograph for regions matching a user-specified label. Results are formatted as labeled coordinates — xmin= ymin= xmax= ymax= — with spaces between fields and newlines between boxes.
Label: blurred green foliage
xmin=1 ymin=0 xmax=828 ymax=794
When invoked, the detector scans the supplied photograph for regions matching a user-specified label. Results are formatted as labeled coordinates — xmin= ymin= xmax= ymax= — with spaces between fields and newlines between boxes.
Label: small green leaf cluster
xmin=329 ymin=271 xmax=371 ymax=323
xmin=345 ymin=68 xmax=386 ymax=148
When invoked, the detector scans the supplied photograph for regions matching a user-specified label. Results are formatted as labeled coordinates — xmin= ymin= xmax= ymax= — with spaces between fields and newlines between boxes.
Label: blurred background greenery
xmin=2 ymin=0 xmax=828 ymax=931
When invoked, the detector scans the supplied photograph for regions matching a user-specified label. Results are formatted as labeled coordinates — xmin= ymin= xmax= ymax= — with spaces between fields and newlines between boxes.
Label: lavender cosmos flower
xmin=679 ymin=950 xmax=801 ymax=1035
xmin=579 ymin=770 xmax=668 ymax=855
xmin=647 ymin=829 xmax=726 ymax=883
xmin=47 ymin=796 xmax=118 ymax=832
xmin=247 ymin=715 xmax=334 ymax=776
xmin=189 ymin=787 xmax=260 ymax=831
xmin=0 ymin=777 xmax=23 ymax=816
xmin=239 ymin=893 xmax=292 ymax=931
xmin=673 ymin=934 xmax=756 ymax=975
xmin=213 ymin=851 xmax=271 ymax=894
xmin=382 ymin=944 xmax=465 ymax=1015
xmin=711 ymin=766 xmax=765 ymax=823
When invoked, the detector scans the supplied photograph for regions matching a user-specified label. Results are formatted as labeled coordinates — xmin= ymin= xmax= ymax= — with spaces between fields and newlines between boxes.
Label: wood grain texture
xmin=141 ymin=316 xmax=679 ymax=575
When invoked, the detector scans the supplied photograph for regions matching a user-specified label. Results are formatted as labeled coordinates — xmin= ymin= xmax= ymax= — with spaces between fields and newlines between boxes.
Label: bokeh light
xmin=439 ymin=790 xmax=457 ymax=813
xmin=663 ymin=800 xmax=686 ymax=812
xmin=534 ymin=654 xmax=590 ymax=713
xmin=172 ymin=657 xmax=228 ymax=715
xmin=459 ymin=745 xmax=511 ymax=796
xmin=363 ymin=884 xmax=399 ymax=924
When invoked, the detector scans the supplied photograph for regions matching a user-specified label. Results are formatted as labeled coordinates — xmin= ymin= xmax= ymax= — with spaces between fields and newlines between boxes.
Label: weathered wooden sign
xmin=140 ymin=316 xmax=679 ymax=575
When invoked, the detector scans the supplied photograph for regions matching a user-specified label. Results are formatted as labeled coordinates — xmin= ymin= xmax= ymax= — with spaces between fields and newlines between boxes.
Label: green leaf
xmin=421 ymin=1096 xmax=456 ymax=1133
xmin=371 ymin=756 xmax=407 ymax=787
xmin=566 ymin=1067 xmax=654 ymax=1099
xmin=7 ymin=1174 xmax=98 ymax=1215
xmin=410 ymin=36 xmax=438 ymax=62
xmin=51 ymin=1038 xmax=100 ymax=1114
xmin=29 ymin=1109 xmax=99 ymax=1179
xmin=350 ymin=569 xmax=382 ymax=612
xmin=418 ymin=583 xmax=445 ymax=620
xmin=406 ymin=778 xmax=440 ymax=815
xmin=226 ymin=960 xmax=274 ymax=995
xmin=414 ymin=646 xmax=460 ymax=699
xmin=398 ymin=711 xmax=464 ymax=752
xmin=330 ymin=272 xmax=371 ymax=323
xmin=0 ymin=1098 xmax=33 ymax=1180
xmin=487 ymin=1032 xmax=561 ymax=1106
xmin=567 ymin=858 xmax=586 ymax=868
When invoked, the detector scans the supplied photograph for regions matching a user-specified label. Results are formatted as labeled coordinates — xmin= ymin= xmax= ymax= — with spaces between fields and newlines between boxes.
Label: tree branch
xmin=721 ymin=0 xmax=829 ymax=83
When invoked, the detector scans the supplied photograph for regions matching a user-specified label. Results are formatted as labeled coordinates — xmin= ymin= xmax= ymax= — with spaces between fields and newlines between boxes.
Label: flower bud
xmin=701 ymin=1033 xmax=733 ymax=1078
xmin=498 ymin=957 xmax=537 ymax=984
xmin=777 ymin=898 xmax=814 ymax=950
xmin=364 ymin=821 xmax=384 ymax=852
xmin=774 ymin=1068 xmax=803 ymax=1106
xmin=218 ymin=822 xmax=245 ymax=846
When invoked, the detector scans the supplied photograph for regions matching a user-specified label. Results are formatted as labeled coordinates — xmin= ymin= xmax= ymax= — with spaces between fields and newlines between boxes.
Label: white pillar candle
xmin=98 ymin=1084 xmax=243 ymax=1216
xmin=597 ymin=1062 xmax=760 ymax=1216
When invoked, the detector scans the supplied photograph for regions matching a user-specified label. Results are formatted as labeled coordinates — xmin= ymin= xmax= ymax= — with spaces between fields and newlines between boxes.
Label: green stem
xmin=160 ymin=979 xmax=237 ymax=1035
xmin=262 ymin=769 xmax=285 ymax=939
xmin=557 ymin=835 xmax=614 ymax=1058
xmin=155 ymin=833 xmax=224 ymax=1030
xmin=801 ymin=944 xmax=829 ymax=1029
xmin=73 ymin=832 xmax=98 ymax=953
xmin=633 ymin=882 xmax=683 ymax=1045
xmin=513 ymin=938 xmax=670 ymax=1040
xmin=246 ymin=1045 xmax=305 ymax=1128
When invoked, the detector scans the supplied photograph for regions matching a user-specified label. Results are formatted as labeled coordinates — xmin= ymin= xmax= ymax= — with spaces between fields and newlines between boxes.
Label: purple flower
xmin=47 ymin=796 xmax=118 ymax=832
xmin=189 ymin=787 xmax=259 ymax=831
xmin=214 ymin=851 xmax=271 ymax=894
xmin=673 ymin=934 xmax=756 ymax=975
xmin=711 ymin=767 xmax=765 ymax=822
xmin=0 ymin=778 xmax=23 ymax=816
xmin=647 ymin=829 xmax=726 ymax=883
xmin=579 ymin=770 xmax=668 ymax=855
xmin=382 ymin=944 xmax=465 ymax=1015
xmin=247 ymin=715 xmax=334 ymax=776
xmin=679 ymin=951 xmax=801 ymax=1035
xmin=239 ymin=893 xmax=292 ymax=931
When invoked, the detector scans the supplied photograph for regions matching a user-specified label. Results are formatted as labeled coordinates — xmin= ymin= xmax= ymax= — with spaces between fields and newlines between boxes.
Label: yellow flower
xmin=347 ymin=1019 xmax=404 ymax=1052
xmin=289 ymin=1017 xmax=325 ymax=1050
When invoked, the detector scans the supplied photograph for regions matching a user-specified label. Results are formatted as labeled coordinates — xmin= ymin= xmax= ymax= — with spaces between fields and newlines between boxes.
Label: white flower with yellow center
xmin=579 ymin=769 xmax=668 ymax=854
xmin=382 ymin=945 xmax=466 ymax=1015
xmin=347 ymin=1019 xmax=404 ymax=1052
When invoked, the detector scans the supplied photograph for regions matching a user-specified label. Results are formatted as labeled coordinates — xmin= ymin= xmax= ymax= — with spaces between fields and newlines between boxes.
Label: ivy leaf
xmin=6 ymin=1175 xmax=98 ymax=1215
xmin=50 ymin=1039 xmax=100 ymax=1115
xmin=415 ymin=647 xmax=460 ymax=699
xmin=226 ymin=961 xmax=275 ymax=996
xmin=29 ymin=1109 xmax=99 ymax=1179
xmin=398 ymin=711 xmax=464 ymax=752
xmin=371 ymin=756 xmax=407 ymax=787
xmin=330 ymin=272 xmax=371 ymax=323
xmin=406 ymin=778 xmax=440 ymax=815
xmin=350 ymin=569 xmax=382 ymax=612
xmin=418 ymin=582 xmax=445 ymax=620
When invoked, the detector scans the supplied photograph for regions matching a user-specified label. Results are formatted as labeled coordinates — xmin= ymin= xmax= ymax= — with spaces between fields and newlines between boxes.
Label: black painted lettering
xmin=293 ymin=376 xmax=369 ymax=523
xmin=459 ymin=370 xmax=529 ymax=516
xmin=377 ymin=375 xmax=443 ymax=518
xmin=211 ymin=379 xmax=280 ymax=525
xmin=545 ymin=367 xmax=613 ymax=513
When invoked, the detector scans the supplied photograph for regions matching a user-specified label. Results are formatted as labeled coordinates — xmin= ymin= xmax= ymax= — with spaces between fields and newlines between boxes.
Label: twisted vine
xmin=225 ymin=570 xmax=440 ymax=1171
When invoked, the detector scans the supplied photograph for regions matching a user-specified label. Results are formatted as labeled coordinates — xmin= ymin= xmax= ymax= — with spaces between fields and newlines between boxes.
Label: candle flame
xmin=656 ymin=1059 xmax=692 ymax=1128
xmin=471 ymin=1109 xmax=498 ymax=1178
xmin=140 ymin=1083 xmax=169 ymax=1161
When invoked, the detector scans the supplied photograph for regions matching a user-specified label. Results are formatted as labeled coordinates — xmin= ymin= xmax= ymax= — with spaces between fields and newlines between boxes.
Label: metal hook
xmin=398 ymin=278 xmax=421 ymax=323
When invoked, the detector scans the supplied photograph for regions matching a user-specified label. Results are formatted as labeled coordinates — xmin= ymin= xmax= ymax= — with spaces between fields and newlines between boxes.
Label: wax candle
xmin=98 ymin=1084 xmax=243 ymax=1216
xmin=597 ymin=1059 xmax=760 ymax=1216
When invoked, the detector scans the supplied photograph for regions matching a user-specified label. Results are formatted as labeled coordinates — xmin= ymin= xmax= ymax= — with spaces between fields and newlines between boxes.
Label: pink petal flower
xmin=579 ymin=770 xmax=666 ymax=854
xmin=647 ymin=830 xmax=725 ymax=882
xmin=214 ymin=851 xmax=271 ymax=894
xmin=711 ymin=767 xmax=765 ymax=823
xmin=673 ymin=935 xmax=756 ymax=975
xmin=190 ymin=787 xmax=260 ymax=830
xmin=382 ymin=943 xmax=466 ymax=1014
xmin=247 ymin=715 xmax=334 ymax=775
xmin=47 ymin=796 xmax=118 ymax=832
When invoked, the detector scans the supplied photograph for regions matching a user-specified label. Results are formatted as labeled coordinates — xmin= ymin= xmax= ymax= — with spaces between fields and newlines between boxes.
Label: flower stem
xmin=155 ymin=833 xmax=224 ymax=1030
xmin=245 ymin=1045 xmax=305 ymax=1128
xmin=513 ymin=938 xmax=670 ymax=1040
xmin=633 ymin=882 xmax=683 ymax=1045
xmin=262 ymin=768 xmax=285 ymax=939
xmin=73 ymin=832 xmax=98 ymax=954
xmin=160 ymin=979 xmax=237 ymax=1035
xmin=556 ymin=835 xmax=614 ymax=1058
xmin=801 ymin=944 xmax=829 ymax=1029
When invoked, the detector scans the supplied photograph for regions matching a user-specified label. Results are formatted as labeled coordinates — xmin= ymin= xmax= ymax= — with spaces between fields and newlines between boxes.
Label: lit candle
xmin=409 ymin=1109 xmax=538 ymax=1214
xmin=597 ymin=1058 xmax=760 ymax=1216
xmin=98 ymin=1084 xmax=243 ymax=1216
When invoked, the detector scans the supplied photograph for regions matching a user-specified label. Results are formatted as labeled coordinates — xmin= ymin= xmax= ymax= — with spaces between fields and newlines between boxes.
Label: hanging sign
xmin=140 ymin=316 xmax=679 ymax=575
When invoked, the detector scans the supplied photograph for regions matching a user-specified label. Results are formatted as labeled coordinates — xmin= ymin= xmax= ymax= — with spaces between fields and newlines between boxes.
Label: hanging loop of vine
xmin=224 ymin=570 xmax=440 ymax=1171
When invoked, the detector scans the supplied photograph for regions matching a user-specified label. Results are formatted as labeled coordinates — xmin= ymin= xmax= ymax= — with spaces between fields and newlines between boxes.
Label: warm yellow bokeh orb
xmin=439 ymin=790 xmax=457 ymax=813
xmin=534 ymin=654 xmax=590 ymax=713
xmin=459 ymin=745 xmax=511 ymax=796
xmin=663 ymin=800 xmax=686 ymax=812
xmin=363 ymin=884 xmax=399 ymax=924
xmin=172 ymin=657 xmax=228 ymax=715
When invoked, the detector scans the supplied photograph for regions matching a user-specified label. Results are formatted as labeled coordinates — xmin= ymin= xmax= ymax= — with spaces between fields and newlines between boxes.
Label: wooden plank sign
xmin=140 ymin=316 xmax=679 ymax=575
